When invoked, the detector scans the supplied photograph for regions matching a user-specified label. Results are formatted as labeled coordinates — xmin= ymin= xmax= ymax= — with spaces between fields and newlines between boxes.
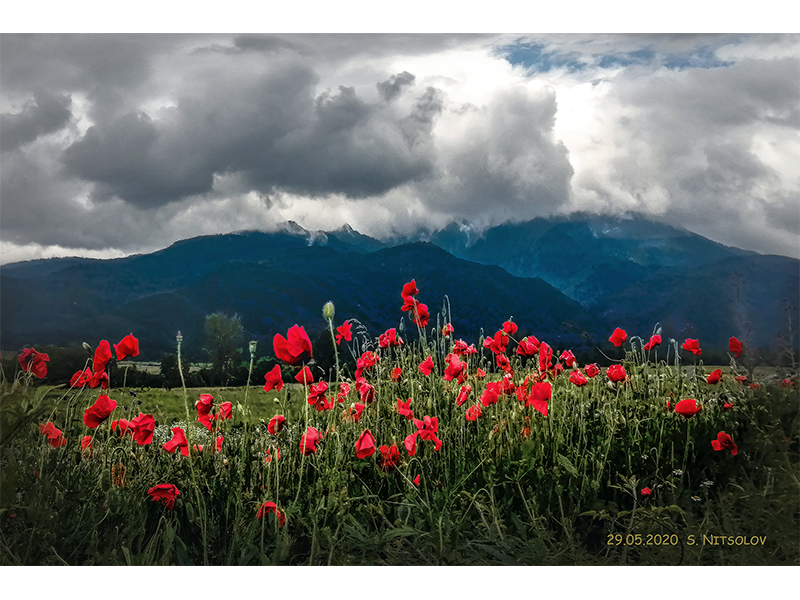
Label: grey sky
xmin=1 ymin=30 xmax=798 ymax=264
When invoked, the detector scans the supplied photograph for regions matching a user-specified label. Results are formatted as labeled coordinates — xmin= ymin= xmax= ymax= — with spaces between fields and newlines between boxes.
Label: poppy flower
xmin=131 ymin=413 xmax=155 ymax=445
xmin=480 ymin=382 xmax=501 ymax=407
xmin=379 ymin=328 xmax=403 ymax=348
xmin=89 ymin=371 xmax=109 ymax=389
xmin=706 ymin=369 xmax=722 ymax=385
xmin=294 ymin=366 xmax=315 ymax=385
xmin=273 ymin=325 xmax=313 ymax=365
xmin=502 ymin=320 xmax=518 ymax=336
xmin=83 ymin=394 xmax=117 ymax=428
xmin=606 ymin=364 xmax=627 ymax=383
xmin=93 ymin=340 xmax=113 ymax=374
xmin=538 ymin=342 xmax=553 ymax=373
xmin=711 ymin=432 xmax=738 ymax=456
xmin=113 ymin=334 xmax=139 ymax=361
xmin=682 ymin=339 xmax=702 ymax=356
xmin=163 ymin=427 xmax=189 ymax=457
xmin=500 ymin=373 xmax=516 ymax=395
xmin=308 ymin=381 xmax=333 ymax=412
xmin=734 ymin=375 xmax=748 ymax=383
xmin=729 ymin=337 xmax=743 ymax=358
xmin=263 ymin=365 xmax=283 ymax=392
xmin=215 ymin=435 xmax=223 ymax=453
xmin=379 ymin=444 xmax=401 ymax=471
xmin=413 ymin=475 xmax=421 ymax=486
xmin=81 ymin=435 xmax=93 ymax=450
xmin=18 ymin=348 xmax=50 ymax=379
xmin=569 ymin=370 xmax=588 ymax=387
xmin=641 ymin=487 xmax=652 ymax=496
xmin=147 ymin=484 xmax=180 ymax=510
xmin=112 ymin=418 xmax=135 ymax=438
xmin=256 ymin=501 xmax=286 ymax=527
xmin=40 ymin=422 xmax=67 ymax=448
xmin=584 ymin=363 xmax=600 ymax=378
xmin=496 ymin=354 xmax=512 ymax=374
xmin=268 ymin=415 xmax=286 ymax=435
xmin=411 ymin=302 xmax=430 ymax=328
xmin=483 ymin=331 xmax=509 ymax=355
xmin=723 ymin=402 xmax=734 ymax=411
xmin=396 ymin=398 xmax=414 ymax=419
xmin=196 ymin=393 xmax=214 ymax=429
xmin=749 ymin=383 xmax=760 ymax=389
xmin=413 ymin=416 xmax=443 ymax=451
xmin=608 ymin=328 xmax=627 ymax=347
xmin=476 ymin=368 xmax=486 ymax=379
xmin=390 ymin=367 xmax=402 ymax=382
xmin=643 ymin=335 xmax=661 ymax=351
xmin=528 ymin=381 xmax=551 ymax=416
xmin=465 ymin=404 xmax=483 ymax=421
xmin=456 ymin=385 xmax=471 ymax=407
xmin=70 ymin=368 xmax=92 ymax=388
xmin=355 ymin=377 xmax=375 ymax=404
xmin=344 ymin=402 xmax=365 ymax=423
xmin=355 ymin=429 xmax=376 ymax=459
xmin=264 ymin=448 xmax=281 ymax=463
xmin=355 ymin=351 xmax=380 ymax=378
xmin=336 ymin=382 xmax=351 ymax=403
xmin=218 ymin=402 xmax=232 ymax=421
xmin=401 ymin=279 xmax=419 ymax=299
xmin=336 ymin=321 xmax=353 ymax=345
xmin=675 ymin=398 xmax=701 ymax=419
xmin=559 ymin=350 xmax=577 ymax=367
xmin=551 ymin=363 xmax=564 ymax=377
xmin=442 ymin=323 xmax=454 ymax=337
xmin=300 ymin=426 xmax=321 ymax=455
xmin=419 ymin=355 xmax=434 ymax=376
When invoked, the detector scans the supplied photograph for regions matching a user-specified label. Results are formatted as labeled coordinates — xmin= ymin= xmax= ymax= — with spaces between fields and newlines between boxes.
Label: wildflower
xmin=606 ymin=364 xmax=627 ymax=383
xmin=496 ymin=353 xmax=512 ymax=374
xmin=419 ymin=355 xmax=434 ymax=376
xmin=336 ymin=321 xmax=352 ymax=345
xmin=700 ymin=479 xmax=714 ymax=488
xmin=413 ymin=475 xmax=420 ymax=486
xmin=355 ymin=377 xmax=375 ymax=404
xmin=711 ymin=432 xmax=738 ymax=456
xmin=40 ymin=422 xmax=67 ymax=448
xmin=396 ymin=398 xmax=414 ymax=419
xmin=390 ymin=367 xmax=402 ymax=381
xmin=404 ymin=432 xmax=418 ymax=456
xmin=516 ymin=336 xmax=540 ymax=357
xmin=723 ymin=402 xmax=734 ymax=411
xmin=401 ymin=279 xmax=419 ymax=299
xmin=569 ymin=370 xmax=588 ymax=387
xmin=294 ymin=366 xmax=315 ymax=385
xmin=81 ymin=435 xmax=93 ymax=450
xmin=307 ymin=381 xmax=333 ymax=412
xmin=89 ymin=371 xmax=109 ymax=389
xmin=402 ymin=297 xmax=430 ymax=328
xmin=480 ymin=381 xmax=501 ymax=407
xmin=265 ymin=448 xmax=281 ymax=463
xmin=93 ymin=340 xmax=113 ymax=374
xmin=268 ymin=415 xmax=286 ymax=435
xmin=672 ymin=469 xmax=683 ymax=477
xmin=682 ymin=339 xmax=702 ymax=356
xmin=528 ymin=381 xmax=551 ymax=416
xmin=300 ymin=426 xmax=321 ymax=455
xmin=218 ymin=402 xmax=232 ymax=421
xmin=379 ymin=444 xmax=401 ymax=471
xmin=273 ymin=325 xmax=313 ymax=365
xmin=454 ymin=339 xmax=478 ymax=355
xmin=131 ymin=413 xmax=155 ymax=445
xmin=465 ymin=404 xmax=483 ymax=421
xmin=215 ymin=435 xmax=223 ymax=452
xmin=643 ymin=334 xmax=661 ymax=351
xmin=692 ymin=496 xmax=702 ymax=503
xmin=538 ymin=342 xmax=553 ymax=373
xmin=729 ymin=336 xmax=743 ymax=358
xmin=456 ymin=385 xmax=471 ymax=407
xmin=70 ymin=368 xmax=92 ymax=388
xmin=706 ymin=369 xmax=722 ymax=385
xmin=502 ymin=320 xmax=518 ymax=336
xmin=147 ymin=484 xmax=180 ymax=510
xmin=344 ymin=403 xmax=365 ymax=423
xmin=781 ymin=378 xmax=793 ymax=388
xmin=113 ymin=334 xmax=139 ymax=361
xmin=196 ymin=393 xmax=215 ymax=429
xmin=483 ymin=331 xmax=509 ymax=354
xmin=749 ymin=383 xmax=760 ymax=389
xmin=112 ymin=418 xmax=135 ymax=438
xmin=608 ymin=328 xmax=627 ymax=347
xmin=476 ymin=367 xmax=486 ymax=379
xmin=379 ymin=328 xmax=403 ymax=348
xmin=263 ymin=365 xmax=283 ymax=392
xmin=83 ymin=394 xmax=117 ymax=428
xmin=551 ymin=363 xmax=564 ymax=377
xmin=336 ymin=382 xmax=351 ymax=403
xmin=641 ymin=487 xmax=652 ymax=496
xmin=19 ymin=348 xmax=50 ymax=379
xmin=734 ymin=375 xmax=748 ymax=383
xmin=256 ymin=501 xmax=286 ymax=526
xmin=675 ymin=398 xmax=701 ymax=419
xmin=163 ymin=427 xmax=189 ymax=457
xmin=355 ymin=429 xmax=376 ymax=459
xmin=584 ymin=363 xmax=600 ymax=378
xmin=442 ymin=323 xmax=454 ymax=337
xmin=560 ymin=350 xmax=577 ymax=367
xmin=444 ymin=353 xmax=467 ymax=382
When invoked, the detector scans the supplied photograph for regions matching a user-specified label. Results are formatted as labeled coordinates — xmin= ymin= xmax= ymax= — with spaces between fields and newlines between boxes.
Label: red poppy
xmin=114 ymin=334 xmax=139 ymax=361
xmin=682 ymin=338 xmax=702 ymax=356
xmin=496 ymin=353 xmax=512 ymax=374
xmin=483 ymin=330 xmax=509 ymax=355
xmin=263 ymin=365 xmax=283 ymax=392
xmin=396 ymin=398 xmax=414 ymax=420
xmin=442 ymin=323 xmax=454 ymax=337
xmin=196 ymin=393 xmax=214 ymax=430
xmin=480 ymin=381 xmax=501 ymax=407
xmin=147 ymin=484 xmax=180 ymax=510
xmin=215 ymin=435 xmax=223 ymax=453
xmin=413 ymin=475 xmax=420 ymax=486
xmin=411 ymin=302 xmax=430 ymax=328
xmin=131 ymin=413 xmax=155 ymax=445
xmin=89 ymin=370 xmax=109 ymax=389
xmin=308 ymin=381 xmax=333 ymax=412
xmin=218 ymin=402 xmax=232 ymax=421
xmin=414 ymin=416 xmax=443 ymax=451
xmin=268 ymin=415 xmax=286 ymax=435
xmin=749 ymin=383 xmax=760 ymax=389
xmin=70 ymin=368 xmax=92 ymax=388
xmin=379 ymin=328 xmax=403 ymax=348
xmin=336 ymin=382 xmax=351 ymax=403
xmin=729 ymin=337 xmax=743 ymax=358
xmin=355 ymin=351 xmax=380 ymax=378
xmin=264 ymin=448 xmax=281 ymax=463
xmin=500 ymin=373 xmax=516 ymax=395
xmin=465 ymin=404 xmax=483 ymax=421
xmin=643 ymin=335 xmax=661 ymax=351
xmin=444 ymin=353 xmax=467 ymax=382
xmin=559 ymin=350 xmax=577 ymax=367
xmin=476 ymin=367 xmax=486 ymax=380
xmin=83 ymin=394 xmax=117 ymax=428
xmin=355 ymin=429 xmax=376 ymax=459
xmin=300 ymin=426 xmax=321 ymax=455
xmin=675 ymin=398 xmax=701 ymax=419
xmin=336 ymin=321 xmax=353 ymax=345
xmin=538 ymin=342 xmax=553 ymax=373
xmin=379 ymin=444 xmax=401 ymax=471
xmin=40 ymin=422 xmax=67 ymax=448
xmin=18 ymin=348 xmax=50 ymax=379
xmin=81 ymin=435 xmax=93 ymax=450
xmin=273 ymin=325 xmax=313 ymax=365
xmin=706 ymin=369 xmax=722 ymax=385
xmin=551 ymin=363 xmax=564 ymax=377
xmin=401 ymin=279 xmax=419 ymax=299
xmin=294 ymin=366 xmax=315 ymax=385
xmin=711 ymin=432 xmax=738 ymax=456
xmin=569 ymin=370 xmax=588 ymax=387
xmin=163 ymin=427 xmax=189 ymax=457
xmin=93 ymin=340 xmax=112 ymax=374
xmin=606 ymin=364 xmax=627 ymax=383
xmin=723 ymin=402 xmax=734 ymax=411
xmin=453 ymin=339 xmax=478 ymax=355
xmin=344 ymin=402 xmax=365 ymax=423
xmin=609 ymin=328 xmax=627 ymax=347
xmin=456 ymin=385 xmax=471 ymax=407
xmin=419 ymin=355 xmax=434 ymax=376
xmin=584 ymin=363 xmax=600 ymax=378
xmin=390 ymin=367 xmax=402 ymax=381
xmin=502 ymin=320 xmax=518 ymax=336
xmin=528 ymin=381 xmax=551 ymax=416
xmin=112 ymin=418 xmax=135 ymax=438
xmin=734 ymin=375 xmax=748 ymax=383
xmin=355 ymin=377 xmax=375 ymax=404
xmin=256 ymin=501 xmax=286 ymax=527
xmin=782 ymin=378 xmax=794 ymax=388
xmin=641 ymin=487 xmax=652 ymax=496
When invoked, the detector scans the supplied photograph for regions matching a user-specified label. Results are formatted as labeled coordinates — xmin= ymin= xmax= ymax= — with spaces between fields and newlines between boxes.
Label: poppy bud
xmin=249 ymin=341 xmax=257 ymax=355
xmin=323 ymin=301 xmax=336 ymax=321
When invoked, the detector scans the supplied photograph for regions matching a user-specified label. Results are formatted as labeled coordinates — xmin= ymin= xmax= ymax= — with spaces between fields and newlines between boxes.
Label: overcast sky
xmin=1 ymin=25 xmax=798 ymax=264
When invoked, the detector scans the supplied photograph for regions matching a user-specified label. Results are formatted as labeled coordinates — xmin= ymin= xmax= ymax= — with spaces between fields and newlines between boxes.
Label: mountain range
xmin=1 ymin=214 xmax=797 ymax=364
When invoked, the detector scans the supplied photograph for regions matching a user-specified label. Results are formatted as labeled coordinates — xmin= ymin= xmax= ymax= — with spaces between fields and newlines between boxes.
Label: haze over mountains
xmin=1 ymin=214 xmax=797 ymax=364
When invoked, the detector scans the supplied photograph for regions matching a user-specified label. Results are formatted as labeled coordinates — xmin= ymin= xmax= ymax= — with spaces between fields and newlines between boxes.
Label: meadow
xmin=1 ymin=283 xmax=798 ymax=566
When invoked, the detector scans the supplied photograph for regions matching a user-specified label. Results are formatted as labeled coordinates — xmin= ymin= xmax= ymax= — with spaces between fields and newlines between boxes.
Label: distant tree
xmin=160 ymin=353 xmax=191 ymax=389
xmin=204 ymin=312 xmax=244 ymax=386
